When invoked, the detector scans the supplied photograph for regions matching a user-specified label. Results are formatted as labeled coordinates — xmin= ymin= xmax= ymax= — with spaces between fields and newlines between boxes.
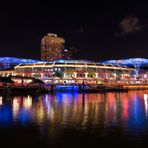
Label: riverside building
xmin=14 ymin=59 xmax=135 ymax=84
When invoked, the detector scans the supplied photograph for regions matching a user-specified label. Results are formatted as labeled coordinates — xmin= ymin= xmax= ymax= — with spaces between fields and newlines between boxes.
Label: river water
xmin=0 ymin=90 xmax=148 ymax=147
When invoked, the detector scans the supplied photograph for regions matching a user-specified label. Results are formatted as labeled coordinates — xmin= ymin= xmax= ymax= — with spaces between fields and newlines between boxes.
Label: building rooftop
xmin=15 ymin=59 xmax=134 ymax=71
xmin=0 ymin=57 xmax=45 ymax=70
xmin=0 ymin=57 xmax=44 ymax=64
xmin=101 ymin=58 xmax=148 ymax=66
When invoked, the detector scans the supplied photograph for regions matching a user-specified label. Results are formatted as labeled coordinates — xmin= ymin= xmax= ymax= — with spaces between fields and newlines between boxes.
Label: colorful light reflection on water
xmin=0 ymin=91 xmax=148 ymax=147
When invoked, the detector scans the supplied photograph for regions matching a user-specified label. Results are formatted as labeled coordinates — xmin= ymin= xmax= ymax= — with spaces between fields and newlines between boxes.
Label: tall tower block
xmin=41 ymin=33 xmax=65 ymax=61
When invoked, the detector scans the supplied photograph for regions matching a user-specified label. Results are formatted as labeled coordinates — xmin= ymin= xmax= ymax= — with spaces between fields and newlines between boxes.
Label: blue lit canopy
xmin=0 ymin=57 xmax=42 ymax=64
xmin=0 ymin=57 xmax=44 ymax=70
xmin=51 ymin=59 xmax=94 ymax=64
xmin=101 ymin=58 xmax=148 ymax=66
xmin=101 ymin=58 xmax=148 ymax=77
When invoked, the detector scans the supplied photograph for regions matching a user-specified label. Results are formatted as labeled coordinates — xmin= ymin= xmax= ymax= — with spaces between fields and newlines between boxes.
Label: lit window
xmin=144 ymin=74 xmax=147 ymax=78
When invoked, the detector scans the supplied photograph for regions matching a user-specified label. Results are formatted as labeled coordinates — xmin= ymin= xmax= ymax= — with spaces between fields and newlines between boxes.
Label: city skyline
xmin=0 ymin=2 xmax=148 ymax=61
xmin=1 ymin=2 xmax=148 ymax=148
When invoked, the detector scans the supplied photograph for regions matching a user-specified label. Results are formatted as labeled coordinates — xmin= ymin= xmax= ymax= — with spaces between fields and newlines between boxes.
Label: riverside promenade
xmin=48 ymin=82 xmax=148 ymax=93
xmin=1 ymin=76 xmax=148 ymax=94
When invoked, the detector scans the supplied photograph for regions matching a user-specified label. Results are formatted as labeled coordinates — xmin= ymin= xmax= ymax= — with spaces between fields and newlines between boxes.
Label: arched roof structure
xmin=15 ymin=59 xmax=134 ymax=71
xmin=101 ymin=58 xmax=148 ymax=66
xmin=101 ymin=58 xmax=148 ymax=77
xmin=0 ymin=57 xmax=42 ymax=64
xmin=0 ymin=57 xmax=44 ymax=70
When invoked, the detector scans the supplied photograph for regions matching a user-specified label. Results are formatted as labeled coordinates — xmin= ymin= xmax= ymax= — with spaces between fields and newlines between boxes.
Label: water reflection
xmin=0 ymin=91 xmax=147 ymax=128
xmin=0 ymin=91 xmax=148 ymax=145
xmin=144 ymin=94 xmax=148 ymax=117
xmin=0 ymin=97 xmax=2 ymax=105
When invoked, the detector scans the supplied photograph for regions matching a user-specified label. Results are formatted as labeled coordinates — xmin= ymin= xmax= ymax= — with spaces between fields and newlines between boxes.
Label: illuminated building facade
xmin=41 ymin=33 xmax=65 ymax=61
xmin=14 ymin=60 xmax=135 ymax=84
xmin=1 ymin=57 xmax=148 ymax=84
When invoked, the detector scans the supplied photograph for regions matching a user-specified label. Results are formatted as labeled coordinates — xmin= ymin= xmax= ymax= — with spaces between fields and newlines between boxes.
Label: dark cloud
xmin=116 ymin=15 xmax=143 ymax=36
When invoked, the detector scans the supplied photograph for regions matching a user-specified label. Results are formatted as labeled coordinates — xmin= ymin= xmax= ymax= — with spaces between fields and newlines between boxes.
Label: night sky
xmin=0 ymin=1 xmax=148 ymax=61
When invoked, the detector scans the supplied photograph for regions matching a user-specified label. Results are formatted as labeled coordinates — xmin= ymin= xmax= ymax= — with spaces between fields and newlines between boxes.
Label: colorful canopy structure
xmin=0 ymin=57 xmax=44 ymax=70
xmin=101 ymin=58 xmax=148 ymax=66
xmin=50 ymin=59 xmax=94 ymax=64
xmin=101 ymin=58 xmax=148 ymax=76
xmin=0 ymin=57 xmax=42 ymax=64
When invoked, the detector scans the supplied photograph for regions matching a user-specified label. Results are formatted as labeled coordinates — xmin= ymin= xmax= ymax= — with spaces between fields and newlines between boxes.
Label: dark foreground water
xmin=0 ymin=91 xmax=148 ymax=147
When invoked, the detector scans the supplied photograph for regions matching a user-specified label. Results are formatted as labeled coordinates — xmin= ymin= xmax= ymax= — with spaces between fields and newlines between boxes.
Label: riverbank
xmin=0 ymin=86 xmax=49 ymax=96
xmin=1 ymin=83 xmax=148 ymax=95
xmin=123 ymin=84 xmax=148 ymax=90
xmin=48 ymin=84 xmax=128 ymax=93
xmin=48 ymin=84 xmax=148 ymax=93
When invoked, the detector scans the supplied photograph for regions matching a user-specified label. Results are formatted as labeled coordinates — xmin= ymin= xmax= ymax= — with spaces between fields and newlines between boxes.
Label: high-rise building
xmin=41 ymin=33 xmax=65 ymax=61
